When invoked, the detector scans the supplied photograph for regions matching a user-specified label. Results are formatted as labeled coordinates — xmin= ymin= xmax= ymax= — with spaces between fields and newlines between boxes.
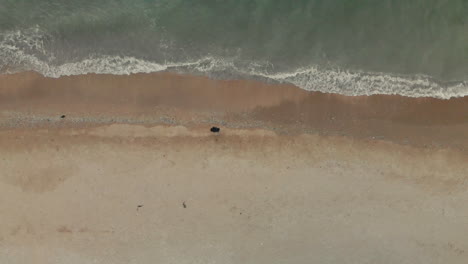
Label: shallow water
xmin=1 ymin=0 xmax=467 ymax=98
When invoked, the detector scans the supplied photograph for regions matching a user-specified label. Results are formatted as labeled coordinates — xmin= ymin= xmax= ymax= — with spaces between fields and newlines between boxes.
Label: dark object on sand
xmin=60 ymin=115 xmax=66 ymax=119
xmin=183 ymin=202 xmax=187 ymax=208
xmin=210 ymin=127 xmax=220 ymax=133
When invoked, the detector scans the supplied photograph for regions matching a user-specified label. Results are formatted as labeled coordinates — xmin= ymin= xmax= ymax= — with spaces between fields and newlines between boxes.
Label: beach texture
xmin=1 ymin=72 xmax=468 ymax=263
xmin=2 ymin=1 xmax=468 ymax=262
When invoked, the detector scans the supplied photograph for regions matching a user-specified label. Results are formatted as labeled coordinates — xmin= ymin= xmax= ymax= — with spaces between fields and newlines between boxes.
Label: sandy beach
xmin=1 ymin=72 xmax=468 ymax=263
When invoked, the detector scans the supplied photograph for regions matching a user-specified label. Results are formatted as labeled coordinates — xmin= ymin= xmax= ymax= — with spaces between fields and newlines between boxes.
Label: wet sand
xmin=1 ymin=72 xmax=468 ymax=263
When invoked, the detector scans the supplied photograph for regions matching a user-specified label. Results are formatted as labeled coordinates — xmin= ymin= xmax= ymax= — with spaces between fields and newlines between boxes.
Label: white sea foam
xmin=258 ymin=67 xmax=468 ymax=99
xmin=1 ymin=28 xmax=467 ymax=99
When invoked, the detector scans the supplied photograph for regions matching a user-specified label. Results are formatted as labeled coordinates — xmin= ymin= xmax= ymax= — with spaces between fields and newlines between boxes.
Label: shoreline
xmin=1 ymin=71 xmax=467 ymax=152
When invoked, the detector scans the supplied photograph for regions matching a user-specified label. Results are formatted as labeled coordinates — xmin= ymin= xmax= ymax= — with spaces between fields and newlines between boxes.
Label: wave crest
xmin=1 ymin=28 xmax=467 ymax=99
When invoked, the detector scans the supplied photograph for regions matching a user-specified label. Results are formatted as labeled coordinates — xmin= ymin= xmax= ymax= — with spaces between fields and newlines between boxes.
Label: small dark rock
xmin=60 ymin=115 xmax=66 ymax=119
xmin=210 ymin=127 xmax=220 ymax=133
xmin=183 ymin=202 xmax=187 ymax=208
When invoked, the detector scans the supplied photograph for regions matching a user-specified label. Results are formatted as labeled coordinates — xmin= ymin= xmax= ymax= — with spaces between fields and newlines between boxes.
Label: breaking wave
xmin=1 ymin=28 xmax=467 ymax=99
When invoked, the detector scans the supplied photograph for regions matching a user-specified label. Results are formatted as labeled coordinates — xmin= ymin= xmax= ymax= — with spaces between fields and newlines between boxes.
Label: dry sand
xmin=0 ymin=72 xmax=467 ymax=263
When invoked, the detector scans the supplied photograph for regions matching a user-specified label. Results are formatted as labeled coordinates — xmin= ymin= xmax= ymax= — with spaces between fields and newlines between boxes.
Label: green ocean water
xmin=1 ymin=0 xmax=467 ymax=97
